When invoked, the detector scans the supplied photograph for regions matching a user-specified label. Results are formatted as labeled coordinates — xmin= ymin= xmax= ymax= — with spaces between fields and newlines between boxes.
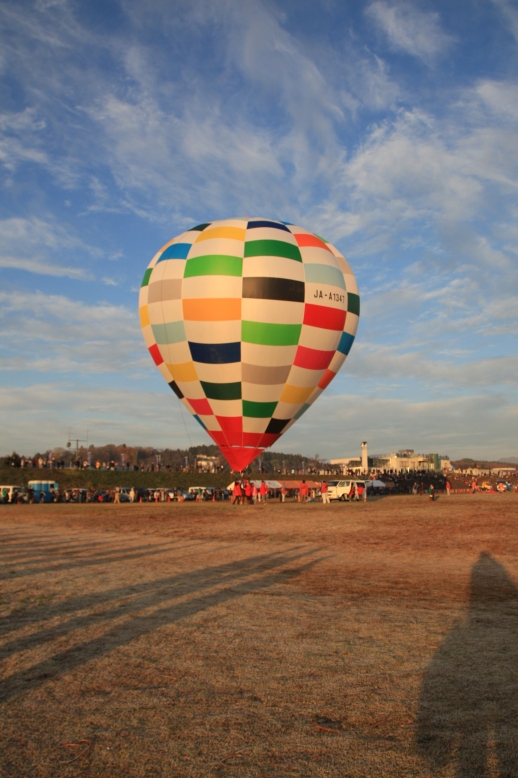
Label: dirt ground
xmin=1 ymin=494 xmax=518 ymax=778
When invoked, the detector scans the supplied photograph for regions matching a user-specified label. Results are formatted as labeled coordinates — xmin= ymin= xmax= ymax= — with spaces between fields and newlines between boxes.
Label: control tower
xmin=361 ymin=441 xmax=368 ymax=473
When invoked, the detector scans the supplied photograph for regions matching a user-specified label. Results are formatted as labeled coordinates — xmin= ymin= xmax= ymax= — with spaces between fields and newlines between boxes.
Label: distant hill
xmin=452 ymin=458 xmax=517 ymax=469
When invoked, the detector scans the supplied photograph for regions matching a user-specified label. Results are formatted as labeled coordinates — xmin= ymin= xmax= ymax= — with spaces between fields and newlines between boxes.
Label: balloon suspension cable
xmin=177 ymin=397 xmax=193 ymax=449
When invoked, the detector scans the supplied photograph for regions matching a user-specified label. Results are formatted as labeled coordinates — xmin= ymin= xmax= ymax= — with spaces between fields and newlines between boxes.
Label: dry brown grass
xmin=1 ymin=494 xmax=518 ymax=777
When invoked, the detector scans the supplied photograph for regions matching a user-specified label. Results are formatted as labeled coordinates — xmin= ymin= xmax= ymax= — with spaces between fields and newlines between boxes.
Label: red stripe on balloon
xmin=188 ymin=398 xmax=213 ymax=415
xmin=303 ymin=304 xmax=346 ymax=331
xmin=223 ymin=432 xmax=244 ymax=446
xmin=318 ymin=368 xmax=336 ymax=390
xmin=243 ymin=432 xmax=264 ymax=447
xmin=294 ymin=345 xmax=335 ymax=371
xmin=148 ymin=344 xmax=164 ymax=366
xmin=259 ymin=432 xmax=281 ymax=447
xmin=293 ymin=233 xmax=332 ymax=252
xmin=208 ymin=430 xmax=226 ymax=446
xmin=216 ymin=416 xmax=243 ymax=433
xmin=220 ymin=446 xmax=259 ymax=471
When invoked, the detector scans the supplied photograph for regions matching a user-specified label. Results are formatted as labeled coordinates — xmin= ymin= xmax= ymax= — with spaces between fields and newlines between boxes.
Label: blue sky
xmin=1 ymin=0 xmax=517 ymax=460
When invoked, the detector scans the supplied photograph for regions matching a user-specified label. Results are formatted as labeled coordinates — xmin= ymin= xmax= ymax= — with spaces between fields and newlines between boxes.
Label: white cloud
xmin=0 ymin=217 xmax=101 ymax=278
xmin=491 ymin=0 xmax=518 ymax=44
xmin=279 ymin=392 xmax=518 ymax=460
xmin=2 ymin=381 xmax=517 ymax=461
xmin=311 ymin=92 xmax=518 ymax=285
xmin=0 ymin=255 xmax=89 ymax=279
xmin=0 ymin=382 xmax=199 ymax=455
xmin=0 ymin=291 xmax=144 ymax=375
xmin=366 ymin=1 xmax=455 ymax=62
xmin=346 ymin=345 xmax=518 ymax=387
xmin=476 ymin=80 xmax=518 ymax=121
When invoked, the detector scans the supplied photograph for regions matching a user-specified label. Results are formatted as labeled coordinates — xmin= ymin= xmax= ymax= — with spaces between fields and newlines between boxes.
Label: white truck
xmin=0 ymin=485 xmax=27 ymax=503
xmin=327 ymin=480 xmax=366 ymax=501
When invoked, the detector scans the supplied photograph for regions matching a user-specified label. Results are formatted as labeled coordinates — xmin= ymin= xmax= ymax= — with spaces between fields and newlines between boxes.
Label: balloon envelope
xmin=139 ymin=218 xmax=359 ymax=470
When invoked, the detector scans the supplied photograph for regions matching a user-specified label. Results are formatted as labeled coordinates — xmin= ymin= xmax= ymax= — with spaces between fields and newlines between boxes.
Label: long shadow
xmin=0 ymin=539 xmax=205 ymax=567
xmin=0 ymin=535 xmax=130 ymax=555
xmin=0 ymin=541 xmax=192 ymax=580
xmin=0 ymin=545 xmax=284 ymax=640
xmin=0 ymin=548 xmax=309 ymax=648
xmin=416 ymin=552 xmax=518 ymax=777
xmin=0 ymin=547 xmax=323 ymax=703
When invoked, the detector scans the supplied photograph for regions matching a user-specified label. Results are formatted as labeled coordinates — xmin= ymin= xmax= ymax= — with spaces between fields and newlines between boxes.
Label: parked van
xmin=28 ymin=480 xmax=59 ymax=503
xmin=327 ymin=480 xmax=366 ymax=501
xmin=0 ymin=485 xmax=27 ymax=503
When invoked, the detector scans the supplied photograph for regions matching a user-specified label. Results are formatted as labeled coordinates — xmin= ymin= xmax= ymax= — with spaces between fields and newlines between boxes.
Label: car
xmin=0 ymin=485 xmax=27 ymax=503
xmin=188 ymin=486 xmax=214 ymax=495
xmin=91 ymin=490 xmax=113 ymax=503
xmin=169 ymin=489 xmax=195 ymax=501
xmin=133 ymin=487 xmax=151 ymax=502
xmin=327 ymin=480 xmax=367 ymax=501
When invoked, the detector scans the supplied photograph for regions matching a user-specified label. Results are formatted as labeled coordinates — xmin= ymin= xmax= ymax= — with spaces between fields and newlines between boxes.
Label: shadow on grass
xmin=0 ymin=540 xmax=192 ymax=580
xmin=416 ymin=552 xmax=518 ymax=777
xmin=0 ymin=547 xmax=322 ymax=703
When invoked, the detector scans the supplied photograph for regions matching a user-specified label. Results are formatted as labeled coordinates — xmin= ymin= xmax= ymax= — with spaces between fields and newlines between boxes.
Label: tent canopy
xmin=227 ymin=480 xmax=283 ymax=490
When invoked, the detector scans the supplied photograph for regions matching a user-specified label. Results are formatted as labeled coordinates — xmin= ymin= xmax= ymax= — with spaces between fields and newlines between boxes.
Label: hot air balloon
xmin=139 ymin=218 xmax=359 ymax=471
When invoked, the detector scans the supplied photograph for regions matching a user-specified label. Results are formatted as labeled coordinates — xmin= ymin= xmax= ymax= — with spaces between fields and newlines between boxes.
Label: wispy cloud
xmin=281 ymin=392 xmax=518 ymax=459
xmin=491 ymin=0 xmax=518 ymax=43
xmin=366 ymin=1 xmax=455 ymax=63
xmin=0 ymin=382 xmax=195 ymax=454
xmin=346 ymin=346 xmax=518 ymax=387
xmin=0 ymin=290 xmax=144 ymax=375
xmin=0 ymin=256 xmax=89 ymax=278
xmin=0 ymin=217 xmax=101 ymax=278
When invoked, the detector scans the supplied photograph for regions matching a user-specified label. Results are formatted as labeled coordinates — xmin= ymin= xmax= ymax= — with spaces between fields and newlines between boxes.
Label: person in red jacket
xmin=245 ymin=481 xmax=252 ymax=505
xmin=259 ymin=481 xmax=268 ymax=503
xmin=321 ymin=480 xmax=329 ymax=504
xmin=232 ymin=481 xmax=242 ymax=505
xmin=298 ymin=480 xmax=309 ymax=503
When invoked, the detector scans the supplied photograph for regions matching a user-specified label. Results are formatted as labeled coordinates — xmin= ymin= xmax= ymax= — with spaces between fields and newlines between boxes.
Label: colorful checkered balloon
xmin=139 ymin=218 xmax=360 ymax=471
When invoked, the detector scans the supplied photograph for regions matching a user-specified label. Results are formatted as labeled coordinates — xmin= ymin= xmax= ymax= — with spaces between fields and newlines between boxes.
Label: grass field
xmin=1 ymin=494 xmax=517 ymax=777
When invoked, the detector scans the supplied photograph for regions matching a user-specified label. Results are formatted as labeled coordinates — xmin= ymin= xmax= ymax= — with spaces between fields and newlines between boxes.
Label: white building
xmin=331 ymin=445 xmax=451 ymax=474
xmin=195 ymin=454 xmax=218 ymax=473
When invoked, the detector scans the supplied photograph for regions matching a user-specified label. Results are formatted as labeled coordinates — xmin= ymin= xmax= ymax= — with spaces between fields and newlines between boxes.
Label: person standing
xmin=280 ymin=484 xmax=286 ymax=503
xmin=231 ymin=481 xmax=242 ymax=505
xmin=252 ymin=482 xmax=258 ymax=504
xmin=445 ymin=479 xmax=451 ymax=496
xmin=298 ymin=480 xmax=308 ymax=503
xmin=428 ymin=484 xmax=435 ymax=501
xmin=259 ymin=481 xmax=268 ymax=503
xmin=245 ymin=481 xmax=252 ymax=505
xmin=321 ymin=480 xmax=329 ymax=504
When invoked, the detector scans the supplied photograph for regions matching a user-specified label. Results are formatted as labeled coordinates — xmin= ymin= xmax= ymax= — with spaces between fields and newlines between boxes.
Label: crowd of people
xmin=3 ymin=470 xmax=517 ymax=506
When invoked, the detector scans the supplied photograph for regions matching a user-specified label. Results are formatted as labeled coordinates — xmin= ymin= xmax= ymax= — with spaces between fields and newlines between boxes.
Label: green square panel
xmin=141 ymin=268 xmax=153 ymax=287
xmin=243 ymin=400 xmax=278 ymax=418
xmin=200 ymin=381 xmax=242 ymax=400
xmin=348 ymin=293 xmax=360 ymax=316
